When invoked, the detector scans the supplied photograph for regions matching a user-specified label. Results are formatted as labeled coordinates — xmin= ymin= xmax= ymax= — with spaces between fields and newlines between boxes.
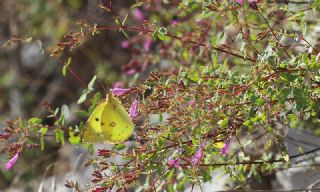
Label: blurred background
xmin=0 ymin=0 xmax=136 ymax=119
xmin=0 ymin=1 xmax=138 ymax=191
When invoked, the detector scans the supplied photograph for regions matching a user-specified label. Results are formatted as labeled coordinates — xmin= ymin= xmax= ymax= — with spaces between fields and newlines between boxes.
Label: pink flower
xmin=143 ymin=37 xmax=152 ymax=52
xmin=112 ymin=81 xmax=124 ymax=89
xmin=130 ymin=98 xmax=138 ymax=119
xmin=171 ymin=20 xmax=179 ymax=27
xmin=125 ymin=69 xmax=137 ymax=75
xmin=122 ymin=60 xmax=142 ymax=76
xmin=121 ymin=40 xmax=130 ymax=48
xmin=110 ymin=88 xmax=131 ymax=96
xmin=188 ymin=99 xmax=195 ymax=107
xmin=190 ymin=143 xmax=205 ymax=166
xmin=168 ymin=159 xmax=181 ymax=168
xmin=133 ymin=9 xmax=144 ymax=21
xmin=234 ymin=0 xmax=259 ymax=9
xmin=5 ymin=153 xmax=19 ymax=170
xmin=222 ymin=139 xmax=231 ymax=156
xmin=0 ymin=133 xmax=12 ymax=140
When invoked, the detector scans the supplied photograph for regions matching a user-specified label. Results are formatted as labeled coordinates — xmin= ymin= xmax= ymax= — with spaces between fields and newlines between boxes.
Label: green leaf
xmin=293 ymin=88 xmax=309 ymax=111
xmin=255 ymin=98 xmax=265 ymax=106
xmin=166 ymin=169 xmax=175 ymax=180
xmin=157 ymin=34 xmax=170 ymax=41
xmin=61 ymin=104 xmax=70 ymax=122
xmin=264 ymin=139 xmax=272 ymax=150
xmin=76 ymin=110 xmax=89 ymax=118
xmin=168 ymin=184 xmax=175 ymax=192
xmin=77 ymin=90 xmax=88 ymax=104
xmin=243 ymin=119 xmax=253 ymax=129
xmin=121 ymin=29 xmax=130 ymax=39
xmin=279 ymin=88 xmax=292 ymax=103
xmin=62 ymin=66 xmax=67 ymax=76
xmin=92 ymin=92 xmax=102 ymax=105
xmin=88 ymin=144 xmax=94 ymax=155
xmin=287 ymin=114 xmax=297 ymax=121
xmin=211 ymin=51 xmax=218 ymax=69
xmin=176 ymin=176 xmax=188 ymax=191
xmin=315 ymin=0 xmax=320 ymax=12
xmin=88 ymin=75 xmax=97 ymax=90
xmin=88 ymin=104 xmax=97 ymax=115
xmin=218 ymin=117 xmax=229 ymax=128
xmin=182 ymin=145 xmax=193 ymax=156
xmin=211 ymin=32 xmax=224 ymax=47
xmin=53 ymin=108 xmax=60 ymax=116
xmin=40 ymin=127 xmax=48 ymax=135
xmin=298 ymin=146 xmax=304 ymax=154
xmin=40 ymin=127 xmax=48 ymax=150
xmin=28 ymin=117 xmax=42 ymax=125
xmin=300 ymin=17 xmax=307 ymax=37
xmin=68 ymin=130 xmax=81 ymax=145
xmin=131 ymin=2 xmax=143 ymax=8
xmin=78 ymin=76 xmax=97 ymax=104
xmin=62 ymin=57 xmax=72 ymax=76
xmin=280 ymin=72 xmax=299 ymax=82
xmin=115 ymin=144 xmax=126 ymax=151
xmin=54 ymin=129 xmax=65 ymax=145
xmin=40 ymin=134 xmax=45 ymax=150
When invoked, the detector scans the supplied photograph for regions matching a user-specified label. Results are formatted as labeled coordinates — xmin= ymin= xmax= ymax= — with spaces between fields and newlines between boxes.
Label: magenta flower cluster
xmin=110 ymin=88 xmax=131 ymax=96
xmin=222 ymin=139 xmax=231 ymax=156
xmin=168 ymin=143 xmax=206 ymax=168
xmin=129 ymin=98 xmax=138 ymax=120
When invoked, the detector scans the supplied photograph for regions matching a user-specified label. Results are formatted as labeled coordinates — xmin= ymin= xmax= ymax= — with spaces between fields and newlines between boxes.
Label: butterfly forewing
xmin=82 ymin=101 xmax=108 ymax=142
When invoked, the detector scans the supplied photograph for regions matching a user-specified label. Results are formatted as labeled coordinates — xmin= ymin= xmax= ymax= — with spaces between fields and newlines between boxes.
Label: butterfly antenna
xmin=98 ymin=81 xmax=108 ymax=95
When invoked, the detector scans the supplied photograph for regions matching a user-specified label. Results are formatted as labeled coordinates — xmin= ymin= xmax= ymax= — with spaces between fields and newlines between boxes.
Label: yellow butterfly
xmin=213 ymin=142 xmax=224 ymax=149
xmin=82 ymin=93 xmax=134 ymax=144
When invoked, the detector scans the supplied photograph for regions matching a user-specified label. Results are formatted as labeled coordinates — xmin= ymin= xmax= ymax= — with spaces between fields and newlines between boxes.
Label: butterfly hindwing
xmin=100 ymin=94 xmax=134 ymax=144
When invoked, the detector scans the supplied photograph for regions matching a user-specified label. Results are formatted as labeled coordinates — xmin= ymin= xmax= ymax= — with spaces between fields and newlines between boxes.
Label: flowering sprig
xmin=222 ymin=139 xmax=231 ymax=156
xmin=129 ymin=97 xmax=138 ymax=120
xmin=167 ymin=143 xmax=206 ymax=168
xmin=5 ymin=153 xmax=19 ymax=170
xmin=168 ymin=158 xmax=181 ymax=168
xmin=190 ymin=142 xmax=205 ymax=166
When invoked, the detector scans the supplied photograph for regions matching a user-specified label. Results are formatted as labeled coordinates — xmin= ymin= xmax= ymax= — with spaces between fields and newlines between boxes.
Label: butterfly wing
xmin=213 ymin=142 xmax=224 ymax=149
xmin=100 ymin=94 xmax=134 ymax=144
xmin=82 ymin=101 xmax=108 ymax=142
